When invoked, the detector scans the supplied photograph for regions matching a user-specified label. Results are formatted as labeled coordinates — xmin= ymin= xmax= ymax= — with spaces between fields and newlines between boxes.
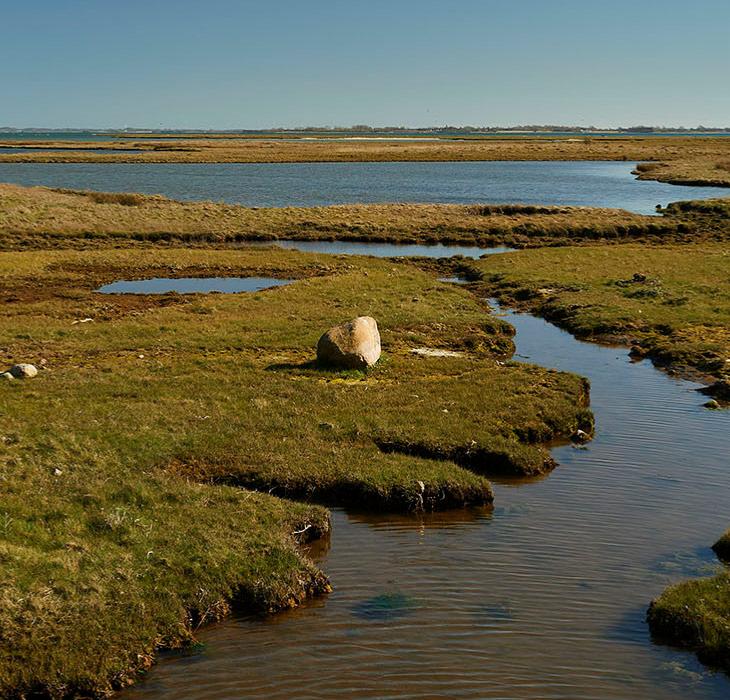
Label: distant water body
xmin=0 ymin=161 xmax=724 ymax=214
xmin=2 ymin=130 xmax=730 ymax=140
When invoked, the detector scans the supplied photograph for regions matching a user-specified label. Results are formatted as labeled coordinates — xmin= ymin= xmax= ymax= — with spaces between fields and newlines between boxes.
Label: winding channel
xmin=121 ymin=291 xmax=730 ymax=699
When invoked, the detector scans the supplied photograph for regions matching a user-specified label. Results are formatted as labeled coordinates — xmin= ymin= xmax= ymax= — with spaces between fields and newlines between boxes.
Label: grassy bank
xmin=465 ymin=244 xmax=730 ymax=385
xmin=647 ymin=534 xmax=730 ymax=672
xmin=1 ymin=135 xmax=729 ymax=187
xmin=2 ymin=184 xmax=729 ymax=252
xmin=0 ymin=247 xmax=592 ymax=696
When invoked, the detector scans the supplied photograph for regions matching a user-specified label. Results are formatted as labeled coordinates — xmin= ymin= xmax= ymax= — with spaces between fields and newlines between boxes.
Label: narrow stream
xmin=121 ymin=303 xmax=730 ymax=699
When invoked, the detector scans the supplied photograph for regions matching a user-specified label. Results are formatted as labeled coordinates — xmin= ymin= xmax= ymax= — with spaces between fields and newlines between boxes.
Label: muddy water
xmin=122 ymin=304 xmax=730 ymax=699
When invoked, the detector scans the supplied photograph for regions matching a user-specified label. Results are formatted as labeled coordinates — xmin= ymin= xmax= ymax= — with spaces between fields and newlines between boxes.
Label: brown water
xmin=121 ymin=303 xmax=730 ymax=699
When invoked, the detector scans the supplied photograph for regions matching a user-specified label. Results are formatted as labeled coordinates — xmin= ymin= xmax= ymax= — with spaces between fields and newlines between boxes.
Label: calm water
xmin=96 ymin=277 xmax=292 ymax=294
xmin=247 ymin=240 xmax=513 ymax=258
xmin=0 ymin=146 xmax=145 ymax=154
xmin=0 ymin=161 xmax=724 ymax=214
xmin=121 ymin=303 xmax=730 ymax=700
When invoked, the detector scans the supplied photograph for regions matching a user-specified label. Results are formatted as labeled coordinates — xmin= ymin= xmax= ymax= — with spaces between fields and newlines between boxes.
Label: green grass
xmin=466 ymin=243 xmax=730 ymax=383
xmin=648 ymin=534 xmax=730 ymax=672
xmin=0 ymin=247 xmax=592 ymax=697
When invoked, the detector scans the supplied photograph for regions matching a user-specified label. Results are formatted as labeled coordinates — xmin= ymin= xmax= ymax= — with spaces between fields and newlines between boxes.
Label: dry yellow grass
xmin=0 ymin=183 xmax=711 ymax=251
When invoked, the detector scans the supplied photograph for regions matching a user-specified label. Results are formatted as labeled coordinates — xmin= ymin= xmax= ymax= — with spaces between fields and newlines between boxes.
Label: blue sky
xmin=2 ymin=0 xmax=728 ymax=128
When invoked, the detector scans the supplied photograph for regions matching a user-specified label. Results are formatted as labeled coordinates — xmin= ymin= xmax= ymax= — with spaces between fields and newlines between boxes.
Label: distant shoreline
xmin=1 ymin=135 xmax=729 ymax=189
xmin=2 ymin=126 xmax=730 ymax=139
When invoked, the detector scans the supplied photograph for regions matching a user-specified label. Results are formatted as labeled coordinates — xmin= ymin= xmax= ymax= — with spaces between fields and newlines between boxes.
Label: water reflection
xmin=345 ymin=505 xmax=493 ymax=531
xmin=246 ymin=240 xmax=512 ymax=259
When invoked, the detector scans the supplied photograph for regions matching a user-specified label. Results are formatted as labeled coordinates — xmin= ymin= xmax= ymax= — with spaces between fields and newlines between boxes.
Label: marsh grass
xmin=57 ymin=189 xmax=150 ymax=206
xmin=0 ymin=247 xmax=592 ymax=696
xmin=3 ymin=183 xmax=725 ymax=253
xmin=648 ymin=534 xmax=730 ymax=672
xmin=467 ymin=244 xmax=730 ymax=384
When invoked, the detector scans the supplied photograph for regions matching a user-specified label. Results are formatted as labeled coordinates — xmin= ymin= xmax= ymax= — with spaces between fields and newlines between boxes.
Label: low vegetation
xmin=634 ymin=159 xmax=730 ymax=187
xmin=647 ymin=533 xmax=730 ymax=672
xmin=2 ymin=184 xmax=729 ymax=252
xmin=465 ymin=244 xmax=730 ymax=385
xmin=0 ymin=247 xmax=591 ymax=696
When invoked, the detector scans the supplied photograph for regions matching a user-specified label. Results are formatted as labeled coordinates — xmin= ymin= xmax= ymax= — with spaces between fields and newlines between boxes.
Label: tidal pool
xmin=96 ymin=277 xmax=292 ymax=294
xmin=120 ymin=303 xmax=730 ymax=699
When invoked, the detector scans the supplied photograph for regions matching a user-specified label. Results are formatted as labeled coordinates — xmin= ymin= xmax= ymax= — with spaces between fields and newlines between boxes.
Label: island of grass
xmin=0 ymin=246 xmax=592 ymax=697
xmin=462 ymin=241 xmax=730 ymax=389
xmin=1 ymin=184 xmax=729 ymax=253
xmin=647 ymin=533 xmax=730 ymax=672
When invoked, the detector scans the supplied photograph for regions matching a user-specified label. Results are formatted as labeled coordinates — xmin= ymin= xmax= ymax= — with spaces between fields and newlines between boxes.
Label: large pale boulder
xmin=317 ymin=316 xmax=381 ymax=369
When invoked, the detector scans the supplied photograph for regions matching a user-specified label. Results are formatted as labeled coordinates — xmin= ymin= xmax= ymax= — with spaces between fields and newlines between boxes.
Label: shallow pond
xmin=96 ymin=277 xmax=292 ymax=294
xmin=0 ymin=161 xmax=724 ymax=214
xmin=120 ymin=303 xmax=730 ymax=699
xmin=246 ymin=240 xmax=513 ymax=258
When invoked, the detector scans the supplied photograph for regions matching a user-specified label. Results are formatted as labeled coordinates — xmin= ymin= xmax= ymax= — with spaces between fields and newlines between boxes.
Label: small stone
xmin=699 ymin=379 xmax=730 ymax=402
xmin=53 ymin=468 xmax=63 ymax=476
xmin=1 ymin=372 xmax=13 ymax=381
xmin=572 ymin=429 xmax=590 ymax=443
xmin=9 ymin=364 xmax=38 ymax=379
xmin=704 ymin=399 xmax=721 ymax=410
